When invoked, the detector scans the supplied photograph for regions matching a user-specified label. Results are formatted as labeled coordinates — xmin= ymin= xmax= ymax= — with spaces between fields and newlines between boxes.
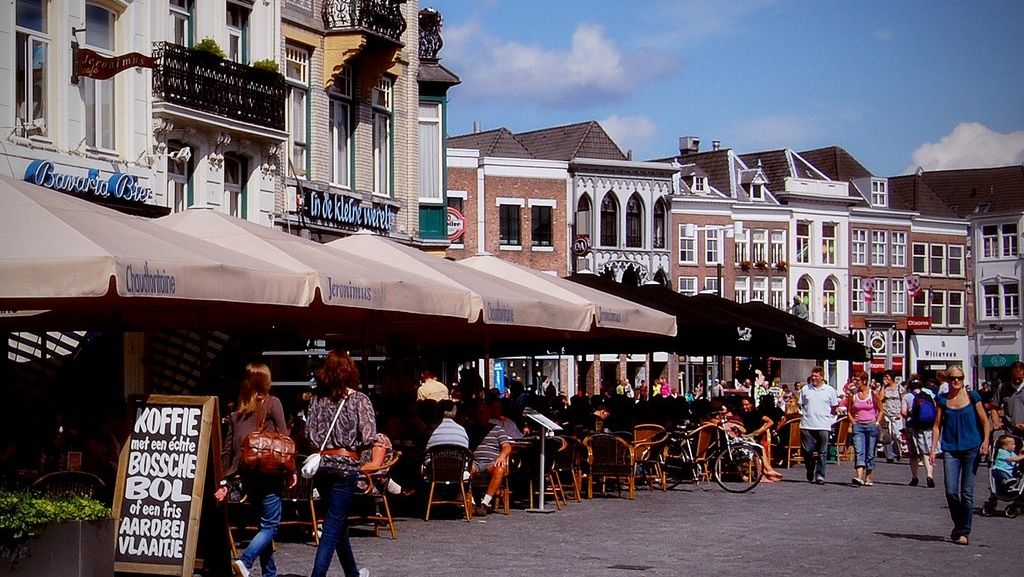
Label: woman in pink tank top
xmin=846 ymin=371 xmax=883 ymax=486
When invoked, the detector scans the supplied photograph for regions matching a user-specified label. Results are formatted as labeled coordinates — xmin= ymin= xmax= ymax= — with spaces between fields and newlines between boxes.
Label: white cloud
xmin=599 ymin=115 xmax=659 ymax=158
xmin=907 ymin=122 xmax=1024 ymax=172
xmin=442 ymin=22 xmax=676 ymax=108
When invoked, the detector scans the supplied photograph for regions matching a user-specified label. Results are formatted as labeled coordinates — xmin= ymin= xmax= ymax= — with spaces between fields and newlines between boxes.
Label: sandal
xmin=954 ymin=535 xmax=969 ymax=546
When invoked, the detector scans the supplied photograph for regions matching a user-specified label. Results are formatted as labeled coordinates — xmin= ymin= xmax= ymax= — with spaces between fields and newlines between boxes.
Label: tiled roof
xmin=418 ymin=61 xmax=461 ymax=86
xmin=799 ymin=146 xmax=873 ymax=181
xmin=888 ymin=175 xmax=960 ymax=219
xmin=738 ymin=149 xmax=792 ymax=189
xmin=680 ymin=149 xmax=736 ymax=196
xmin=891 ymin=166 xmax=1024 ymax=217
xmin=514 ymin=121 xmax=626 ymax=161
xmin=448 ymin=128 xmax=534 ymax=159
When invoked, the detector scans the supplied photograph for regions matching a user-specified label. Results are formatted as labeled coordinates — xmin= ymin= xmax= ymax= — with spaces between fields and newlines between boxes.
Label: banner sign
xmin=447 ymin=206 xmax=465 ymax=242
xmin=24 ymin=159 xmax=154 ymax=203
xmin=303 ymin=189 xmax=397 ymax=233
xmin=904 ymin=274 xmax=922 ymax=298
xmin=77 ymin=48 xmax=156 ymax=80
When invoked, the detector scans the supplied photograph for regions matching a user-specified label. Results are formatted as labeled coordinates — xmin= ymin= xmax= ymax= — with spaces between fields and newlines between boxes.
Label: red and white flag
xmin=904 ymin=274 xmax=922 ymax=298
xmin=862 ymin=278 xmax=875 ymax=303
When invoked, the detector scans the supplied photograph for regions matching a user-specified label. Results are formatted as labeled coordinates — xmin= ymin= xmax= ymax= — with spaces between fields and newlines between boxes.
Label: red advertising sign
xmin=852 ymin=362 xmax=864 ymax=373
xmin=447 ymin=206 xmax=465 ymax=242
xmin=77 ymin=48 xmax=156 ymax=80
xmin=907 ymin=316 xmax=932 ymax=330
xmin=869 ymin=358 xmax=886 ymax=372
xmin=572 ymin=235 xmax=591 ymax=257
xmin=892 ymin=356 xmax=903 ymax=372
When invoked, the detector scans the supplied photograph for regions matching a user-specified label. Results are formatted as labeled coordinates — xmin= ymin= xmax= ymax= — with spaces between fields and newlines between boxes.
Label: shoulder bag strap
xmin=318 ymin=398 xmax=347 ymax=453
xmin=253 ymin=396 xmax=271 ymax=432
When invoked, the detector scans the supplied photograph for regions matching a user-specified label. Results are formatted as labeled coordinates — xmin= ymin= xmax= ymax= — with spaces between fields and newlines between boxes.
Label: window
xmin=852 ymin=229 xmax=867 ymax=266
xmin=871 ymin=230 xmax=887 ymax=266
xmin=892 ymin=330 xmax=905 ymax=357
xmin=821 ymin=223 xmax=837 ymax=265
xmin=531 ymin=205 xmax=552 ymax=247
xmin=891 ymin=231 xmax=907 ymax=267
xmin=330 ymin=79 xmax=352 ymax=187
xmin=625 ymin=194 xmax=643 ymax=248
xmin=223 ymin=153 xmax=246 ymax=218
xmin=678 ymin=277 xmax=697 ymax=296
xmin=599 ymin=195 xmax=618 ymax=246
xmin=749 ymin=183 xmax=765 ymax=201
xmin=929 ymin=244 xmax=946 ymax=276
xmin=983 ymin=285 xmax=1000 ymax=319
xmin=1003 ymin=223 xmax=1019 ymax=257
xmin=576 ymin=195 xmax=592 ymax=239
xmin=418 ymin=101 xmax=442 ymax=201
xmin=653 ymin=201 xmax=666 ymax=249
xmin=948 ymin=291 xmax=964 ymax=327
xmin=947 ymin=245 xmax=964 ymax=277
xmin=770 ymin=230 xmax=785 ymax=264
xmin=678 ymin=224 xmax=696 ymax=264
xmin=871 ymin=179 xmax=887 ymax=207
xmin=796 ymin=276 xmax=812 ymax=322
xmin=982 ymin=225 xmax=999 ymax=258
xmin=372 ymin=77 xmax=393 ymax=196
xmin=692 ymin=176 xmax=706 ymax=193
xmin=770 ymin=277 xmax=786 ymax=309
xmin=169 ymin=0 xmax=192 ymax=46
xmin=226 ymin=2 xmax=249 ymax=64
xmin=285 ymin=44 xmax=309 ymax=177
xmin=912 ymin=243 xmax=928 ymax=274
xmin=734 ymin=228 xmax=750 ymax=264
xmin=822 ymin=277 xmax=838 ymax=326
xmin=705 ymin=230 xmax=721 ymax=265
xmin=912 ymin=290 xmax=928 ymax=318
xmin=851 ymin=277 xmax=865 ymax=314
xmin=1006 ymin=283 xmax=1020 ymax=318
xmin=891 ymin=278 xmax=906 ymax=315
xmin=871 ymin=278 xmax=887 ymax=315
xmin=499 ymin=204 xmax=520 ymax=246
xmin=703 ymin=277 xmax=719 ymax=294
xmin=930 ymin=290 xmax=946 ymax=326
xmin=734 ymin=277 xmax=750 ymax=304
xmin=752 ymin=277 xmax=767 ymax=304
xmin=16 ymin=0 xmax=49 ymax=137
xmin=84 ymin=3 xmax=115 ymax=150
xmin=166 ymin=140 xmax=192 ymax=212
xmin=752 ymin=230 xmax=767 ymax=263
xmin=796 ymin=222 xmax=810 ymax=264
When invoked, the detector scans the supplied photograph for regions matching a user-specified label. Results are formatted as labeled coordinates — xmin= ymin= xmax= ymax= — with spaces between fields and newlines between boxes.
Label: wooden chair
xmin=632 ymin=424 xmax=669 ymax=491
xmin=423 ymin=445 xmax=474 ymax=522
xmin=349 ymin=451 xmax=402 ymax=539
xmin=832 ymin=417 xmax=853 ymax=462
xmin=583 ymin=433 xmax=636 ymax=500
xmin=470 ymin=459 xmax=512 ymax=515
xmin=527 ymin=437 xmax=566 ymax=510
xmin=556 ymin=436 xmax=585 ymax=502
xmin=779 ymin=417 xmax=803 ymax=468
xmin=690 ymin=424 xmax=717 ymax=482
xmin=279 ymin=471 xmax=320 ymax=544
xmin=30 ymin=471 xmax=105 ymax=499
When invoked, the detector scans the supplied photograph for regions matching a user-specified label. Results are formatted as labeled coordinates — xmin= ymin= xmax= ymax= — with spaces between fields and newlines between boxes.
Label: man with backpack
xmin=990 ymin=361 xmax=1024 ymax=436
xmin=901 ymin=377 xmax=936 ymax=487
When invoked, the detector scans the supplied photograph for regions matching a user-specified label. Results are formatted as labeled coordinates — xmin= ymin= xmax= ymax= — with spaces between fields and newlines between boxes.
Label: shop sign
xmin=852 ymin=362 xmax=864 ymax=373
xmin=24 ymin=159 xmax=153 ymax=203
xmin=907 ymin=316 xmax=931 ymax=330
xmin=869 ymin=358 xmax=886 ymax=372
xmin=447 ymin=206 xmax=465 ymax=242
xmin=572 ymin=235 xmax=592 ymax=257
xmin=77 ymin=48 xmax=156 ymax=80
xmin=982 ymin=354 xmax=1019 ymax=368
xmin=304 ymin=190 xmax=396 ymax=233
xmin=892 ymin=356 xmax=904 ymax=371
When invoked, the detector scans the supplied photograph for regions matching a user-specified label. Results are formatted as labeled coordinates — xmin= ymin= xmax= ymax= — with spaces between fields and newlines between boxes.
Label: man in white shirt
xmin=799 ymin=366 xmax=839 ymax=484
xmin=417 ymin=370 xmax=450 ymax=402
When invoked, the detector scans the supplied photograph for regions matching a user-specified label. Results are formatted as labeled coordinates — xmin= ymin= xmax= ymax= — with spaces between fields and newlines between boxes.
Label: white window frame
xmin=892 ymin=330 xmax=905 ymax=357
xmin=948 ymin=291 xmax=964 ymax=327
xmin=851 ymin=277 xmax=865 ymax=314
xmin=891 ymin=231 xmax=907 ymax=267
xmin=734 ymin=277 xmax=750 ymax=304
xmin=418 ymin=101 xmax=443 ymax=203
xmin=285 ymin=43 xmax=309 ymax=178
xmin=329 ymin=96 xmax=352 ymax=189
xmin=852 ymin=229 xmax=867 ymax=266
xmin=750 ymin=183 xmax=765 ymax=201
xmin=169 ymin=0 xmax=191 ymax=46
xmin=929 ymin=244 xmax=946 ymax=276
xmin=871 ymin=278 xmax=887 ymax=315
xmin=1002 ymin=223 xmax=1019 ymax=257
xmin=871 ymin=230 xmax=888 ymax=267
xmin=770 ymin=230 xmax=785 ymax=264
xmin=947 ymin=244 xmax=964 ymax=277
xmin=703 ymin=276 xmax=719 ymax=294
xmin=891 ymin=277 xmax=906 ymax=315
xmin=678 ymin=276 xmax=698 ymax=296
xmin=912 ymin=290 xmax=928 ymax=318
xmin=752 ymin=277 xmax=767 ymax=304
xmin=795 ymin=222 xmax=810 ymax=264
xmin=734 ymin=228 xmax=750 ymax=264
xmin=770 ymin=277 xmax=786 ymax=310
xmin=678 ymin=224 xmax=696 ymax=265
xmin=226 ymin=1 xmax=249 ymax=64
xmin=704 ymin=230 xmax=721 ymax=265
xmin=15 ymin=0 xmax=50 ymax=139
xmin=930 ymin=289 xmax=946 ymax=327
xmin=982 ymin=225 xmax=999 ymax=259
xmin=821 ymin=223 xmax=837 ymax=265
xmin=822 ymin=278 xmax=838 ymax=326
xmin=496 ymin=198 xmax=524 ymax=249
xmin=528 ymin=199 xmax=555 ymax=250
xmin=871 ymin=179 xmax=888 ymax=208
xmin=1005 ymin=283 xmax=1020 ymax=318
xmin=372 ymin=77 xmax=394 ymax=197
xmin=752 ymin=229 xmax=768 ymax=263
xmin=912 ymin=242 xmax=928 ymax=274
xmin=84 ymin=2 xmax=116 ymax=152
xmin=223 ymin=153 xmax=244 ymax=218
xmin=692 ymin=176 xmax=706 ymax=193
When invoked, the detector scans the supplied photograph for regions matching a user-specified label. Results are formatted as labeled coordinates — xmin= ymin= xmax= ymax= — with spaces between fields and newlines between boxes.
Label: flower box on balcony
xmin=755 ymin=260 xmax=769 ymax=270
xmin=775 ymin=260 xmax=789 ymax=272
xmin=739 ymin=260 xmax=753 ymax=271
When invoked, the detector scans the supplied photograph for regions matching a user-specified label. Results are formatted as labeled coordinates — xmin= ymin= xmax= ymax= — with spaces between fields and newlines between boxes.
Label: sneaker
xmin=232 ymin=560 xmax=249 ymax=577
xmin=473 ymin=503 xmax=490 ymax=517
xmin=864 ymin=480 xmax=874 ymax=487
xmin=926 ymin=477 xmax=935 ymax=488
xmin=908 ymin=478 xmax=919 ymax=486
xmin=359 ymin=569 xmax=370 ymax=577
xmin=806 ymin=469 xmax=815 ymax=482
xmin=814 ymin=476 xmax=826 ymax=485
xmin=851 ymin=477 xmax=864 ymax=486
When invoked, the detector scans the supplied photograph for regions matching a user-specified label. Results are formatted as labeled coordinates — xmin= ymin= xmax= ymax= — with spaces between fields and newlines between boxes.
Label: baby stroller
xmin=980 ymin=434 xmax=1024 ymax=518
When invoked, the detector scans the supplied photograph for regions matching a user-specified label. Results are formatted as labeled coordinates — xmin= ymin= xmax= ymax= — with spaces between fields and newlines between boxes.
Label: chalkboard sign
xmin=113 ymin=395 xmax=222 ymax=576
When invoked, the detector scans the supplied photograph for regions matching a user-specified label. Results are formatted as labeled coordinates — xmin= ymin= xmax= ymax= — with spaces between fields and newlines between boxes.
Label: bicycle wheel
xmin=662 ymin=446 xmax=698 ymax=489
xmin=713 ymin=444 xmax=764 ymax=493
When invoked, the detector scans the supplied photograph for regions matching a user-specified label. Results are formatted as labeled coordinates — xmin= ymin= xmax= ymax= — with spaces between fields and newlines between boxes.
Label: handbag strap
xmin=318 ymin=398 xmax=347 ymax=452
xmin=253 ymin=395 xmax=271 ymax=432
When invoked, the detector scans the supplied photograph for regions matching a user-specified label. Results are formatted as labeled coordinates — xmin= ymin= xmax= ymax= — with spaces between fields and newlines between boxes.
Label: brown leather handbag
xmin=240 ymin=396 xmax=297 ymax=475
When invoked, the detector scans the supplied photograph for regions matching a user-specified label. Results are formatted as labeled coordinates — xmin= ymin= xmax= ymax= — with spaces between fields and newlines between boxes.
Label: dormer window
xmin=692 ymin=176 xmax=706 ymax=193
xmin=871 ymin=179 xmax=888 ymax=207
xmin=750 ymin=183 xmax=765 ymax=201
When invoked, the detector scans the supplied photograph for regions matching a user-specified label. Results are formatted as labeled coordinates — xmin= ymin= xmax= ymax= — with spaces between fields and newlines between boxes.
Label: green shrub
xmin=193 ymin=37 xmax=225 ymax=59
xmin=0 ymin=492 xmax=111 ymax=540
xmin=251 ymin=59 xmax=280 ymax=73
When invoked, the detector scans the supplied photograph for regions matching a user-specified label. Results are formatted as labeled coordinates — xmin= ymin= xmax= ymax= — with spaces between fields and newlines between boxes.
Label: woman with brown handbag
xmin=216 ymin=363 xmax=297 ymax=577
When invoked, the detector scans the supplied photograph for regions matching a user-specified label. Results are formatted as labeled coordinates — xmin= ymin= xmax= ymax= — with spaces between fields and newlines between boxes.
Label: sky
xmin=427 ymin=0 xmax=1024 ymax=176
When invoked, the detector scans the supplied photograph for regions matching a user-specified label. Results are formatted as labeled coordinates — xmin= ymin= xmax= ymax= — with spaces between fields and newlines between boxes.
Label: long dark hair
xmin=315 ymin=350 xmax=360 ymax=401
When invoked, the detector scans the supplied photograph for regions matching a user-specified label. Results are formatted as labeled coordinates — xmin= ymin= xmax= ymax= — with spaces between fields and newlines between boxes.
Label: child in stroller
xmin=981 ymin=434 xmax=1024 ymax=518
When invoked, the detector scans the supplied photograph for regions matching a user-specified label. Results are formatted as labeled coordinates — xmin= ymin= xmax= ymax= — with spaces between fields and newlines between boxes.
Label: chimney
xmin=473 ymin=121 xmax=481 ymax=133
xmin=679 ymin=136 xmax=700 ymax=156
xmin=626 ymin=149 xmax=633 ymax=161
xmin=712 ymin=140 xmax=721 ymax=151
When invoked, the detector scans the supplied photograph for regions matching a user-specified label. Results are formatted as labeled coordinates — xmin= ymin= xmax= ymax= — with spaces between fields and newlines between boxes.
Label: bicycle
xmin=661 ymin=419 xmax=765 ymax=493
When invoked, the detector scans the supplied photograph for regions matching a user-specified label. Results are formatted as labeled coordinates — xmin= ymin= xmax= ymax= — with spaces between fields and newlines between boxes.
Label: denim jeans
xmin=851 ymin=422 xmax=880 ymax=470
xmin=880 ymin=417 xmax=903 ymax=460
xmin=240 ymin=476 xmax=282 ymax=577
xmin=942 ymin=448 xmax=980 ymax=538
xmin=312 ymin=471 xmax=360 ymax=577
xmin=800 ymin=429 xmax=830 ymax=480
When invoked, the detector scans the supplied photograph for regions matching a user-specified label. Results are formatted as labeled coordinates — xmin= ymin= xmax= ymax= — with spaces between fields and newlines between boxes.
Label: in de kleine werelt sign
xmin=76 ymin=48 xmax=156 ymax=81
xmin=303 ymin=189 xmax=397 ymax=233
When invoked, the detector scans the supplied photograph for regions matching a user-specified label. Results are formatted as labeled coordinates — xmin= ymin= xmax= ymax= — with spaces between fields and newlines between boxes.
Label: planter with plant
xmin=739 ymin=260 xmax=753 ymax=271
xmin=0 ymin=491 xmax=113 ymax=576
xmin=775 ymin=260 xmax=789 ymax=272
xmin=755 ymin=259 xmax=769 ymax=270
xmin=191 ymin=37 xmax=225 ymax=61
xmin=251 ymin=59 xmax=280 ymax=74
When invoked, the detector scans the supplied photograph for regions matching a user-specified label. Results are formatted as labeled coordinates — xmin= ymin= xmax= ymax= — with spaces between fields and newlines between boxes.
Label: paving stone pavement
xmin=261 ymin=461 xmax=1019 ymax=577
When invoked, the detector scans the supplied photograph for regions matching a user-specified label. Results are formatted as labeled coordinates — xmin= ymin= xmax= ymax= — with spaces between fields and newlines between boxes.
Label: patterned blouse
xmin=306 ymin=391 xmax=377 ymax=476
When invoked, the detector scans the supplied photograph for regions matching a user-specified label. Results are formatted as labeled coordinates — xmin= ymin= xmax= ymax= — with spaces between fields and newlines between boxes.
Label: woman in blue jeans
xmin=846 ymin=371 xmax=882 ymax=486
xmin=929 ymin=365 xmax=990 ymax=546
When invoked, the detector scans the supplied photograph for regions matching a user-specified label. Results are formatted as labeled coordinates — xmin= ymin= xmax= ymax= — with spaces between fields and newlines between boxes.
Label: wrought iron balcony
xmin=152 ymin=42 xmax=286 ymax=131
xmin=322 ymin=0 xmax=406 ymax=42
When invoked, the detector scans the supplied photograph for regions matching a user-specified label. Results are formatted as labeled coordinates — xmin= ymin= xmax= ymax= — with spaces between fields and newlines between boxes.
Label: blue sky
xmin=428 ymin=0 xmax=1024 ymax=176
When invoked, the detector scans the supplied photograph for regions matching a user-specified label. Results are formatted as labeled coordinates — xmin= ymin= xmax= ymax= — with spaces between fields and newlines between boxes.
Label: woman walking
xmin=217 ymin=363 xmax=296 ymax=577
xmin=879 ymin=372 xmax=904 ymax=463
xmin=307 ymin=350 xmax=376 ymax=577
xmin=929 ymin=365 xmax=991 ymax=545
xmin=846 ymin=371 xmax=882 ymax=486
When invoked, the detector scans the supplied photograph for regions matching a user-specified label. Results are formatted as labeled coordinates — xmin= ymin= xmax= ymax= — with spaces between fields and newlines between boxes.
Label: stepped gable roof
xmin=514 ymin=121 xmax=626 ymax=162
xmin=681 ymin=149 xmax=735 ymax=195
xmin=448 ymin=128 xmax=534 ymax=159
xmin=892 ymin=165 xmax=1024 ymax=217
xmin=799 ymin=146 xmax=873 ymax=181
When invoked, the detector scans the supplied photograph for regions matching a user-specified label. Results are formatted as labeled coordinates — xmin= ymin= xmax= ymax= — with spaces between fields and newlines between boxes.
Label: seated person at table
xmin=489 ymin=399 xmax=523 ymax=440
xmin=735 ymin=397 xmax=783 ymax=481
xmin=360 ymin=432 xmax=413 ymax=496
xmin=425 ymin=400 xmax=469 ymax=450
xmin=471 ymin=421 xmax=512 ymax=516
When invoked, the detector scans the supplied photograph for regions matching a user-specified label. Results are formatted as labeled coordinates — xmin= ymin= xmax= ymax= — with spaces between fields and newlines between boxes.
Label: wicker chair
xmin=583 ymin=433 xmax=636 ymax=500
xmin=779 ymin=417 xmax=803 ymax=468
xmin=30 ymin=471 xmax=105 ymax=499
xmin=632 ymin=424 xmax=669 ymax=491
xmin=349 ymin=451 xmax=402 ymax=539
xmin=423 ymin=445 xmax=474 ymax=522
xmin=280 ymin=470 xmax=319 ymax=544
xmin=556 ymin=436 xmax=585 ymax=502
xmin=832 ymin=417 xmax=853 ymax=462
xmin=526 ymin=437 xmax=566 ymax=510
